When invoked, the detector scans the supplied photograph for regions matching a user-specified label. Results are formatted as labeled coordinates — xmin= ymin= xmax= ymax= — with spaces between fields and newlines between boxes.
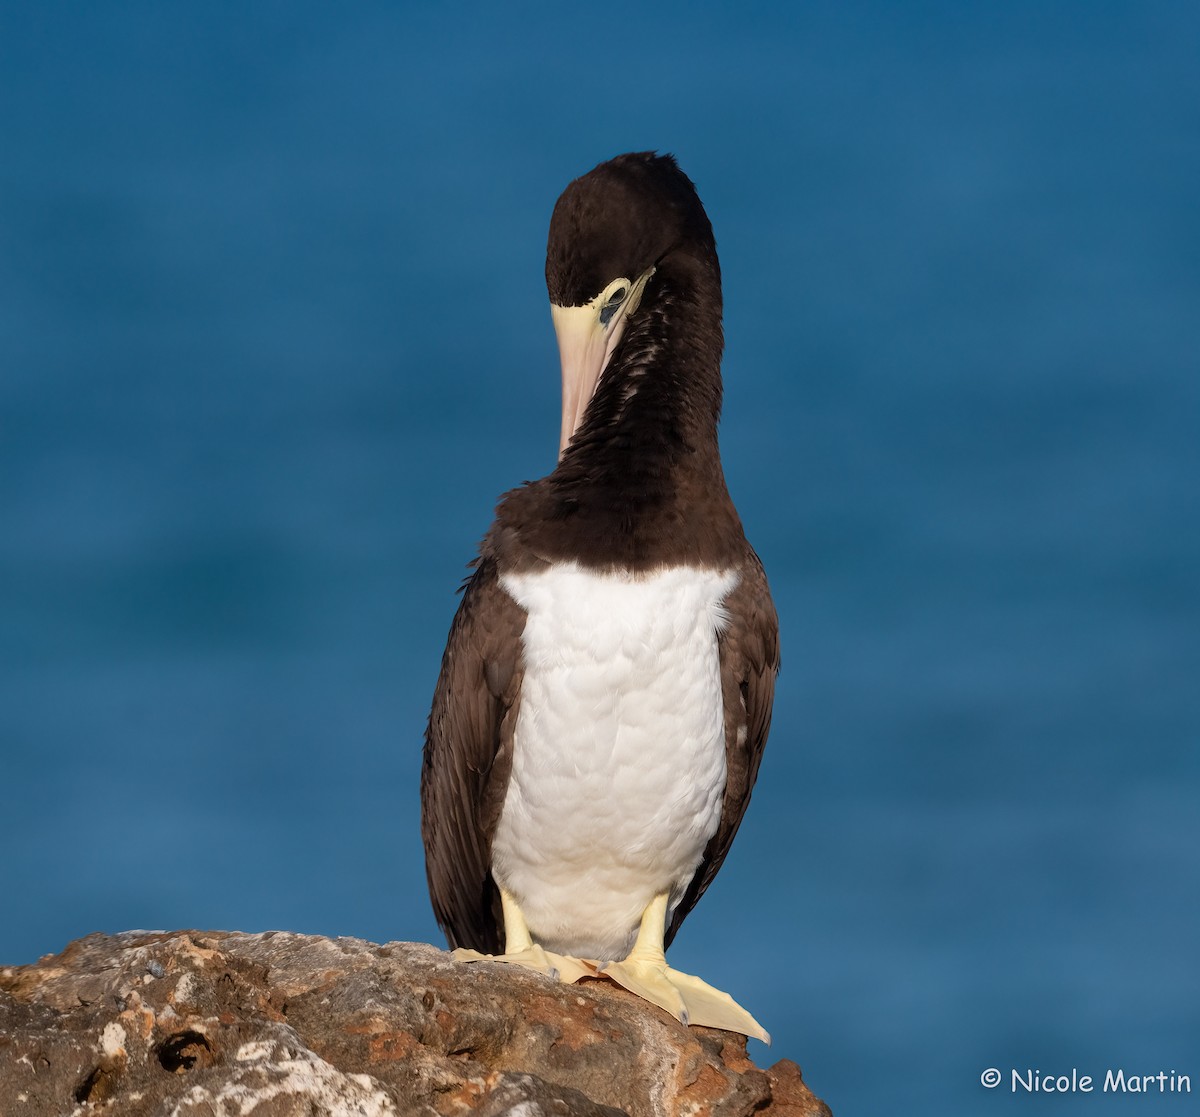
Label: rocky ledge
xmin=0 ymin=931 xmax=830 ymax=1117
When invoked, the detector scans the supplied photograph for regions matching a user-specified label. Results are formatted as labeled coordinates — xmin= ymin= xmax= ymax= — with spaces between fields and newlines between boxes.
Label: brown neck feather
xmin=495 ymin=255 xmax=746 ymax=572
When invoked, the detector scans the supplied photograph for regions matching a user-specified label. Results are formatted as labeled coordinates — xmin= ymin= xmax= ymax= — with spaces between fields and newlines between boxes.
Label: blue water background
xmin=2 ymin=3 xmax=1198 ymax=1113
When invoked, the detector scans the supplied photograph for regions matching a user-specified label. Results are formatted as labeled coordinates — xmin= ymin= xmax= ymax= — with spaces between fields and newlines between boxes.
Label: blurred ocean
xmin=2 ymin=2 xmax=1198 ymax=1112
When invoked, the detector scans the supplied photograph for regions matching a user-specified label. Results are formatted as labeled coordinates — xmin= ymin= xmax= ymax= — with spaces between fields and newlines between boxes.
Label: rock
xmin=0 ymin=931 xmax=831 ymax=1117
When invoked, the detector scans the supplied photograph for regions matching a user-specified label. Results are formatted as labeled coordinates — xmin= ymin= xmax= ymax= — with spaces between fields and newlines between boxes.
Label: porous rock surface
xmin=0 ymin=931 xmax=830 ymax=1117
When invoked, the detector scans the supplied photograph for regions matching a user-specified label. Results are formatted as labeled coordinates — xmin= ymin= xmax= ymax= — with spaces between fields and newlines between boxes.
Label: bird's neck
xmin=562 ymin=256 xmax=725 ymax=483
xmin=498 ymin=257 xmax=746 ymax=571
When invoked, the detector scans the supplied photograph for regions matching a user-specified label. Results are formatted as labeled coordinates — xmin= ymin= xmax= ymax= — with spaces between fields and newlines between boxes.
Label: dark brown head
xmin=545 ymin=153 xmax=721 ymax=456
xmin=546 ymin=152 xmax=718 ymax=307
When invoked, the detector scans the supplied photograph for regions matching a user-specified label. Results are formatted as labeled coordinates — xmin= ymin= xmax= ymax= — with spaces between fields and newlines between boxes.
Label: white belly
xmin=491 ymin=563 xmax=737 ymax=960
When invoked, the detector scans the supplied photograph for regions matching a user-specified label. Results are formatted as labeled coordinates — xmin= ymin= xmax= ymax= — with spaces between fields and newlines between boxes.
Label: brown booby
xmin=421 ymin=152 xmax=779 ymax=1042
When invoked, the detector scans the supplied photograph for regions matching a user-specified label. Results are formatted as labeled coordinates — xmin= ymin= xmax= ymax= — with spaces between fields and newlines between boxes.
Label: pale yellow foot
xmin=452 ymin=944 xmax=594 ymax=983
xmin=600 ymin=956 xmax=770 ymax=1043
xmin=450 ymin=887 xmax=596 ymax=984
xmin=598 ymin=891 xmax=770 ymax=1044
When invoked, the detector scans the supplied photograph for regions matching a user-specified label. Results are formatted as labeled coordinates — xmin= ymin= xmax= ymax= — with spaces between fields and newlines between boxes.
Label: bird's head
xmin=545 ymin=152 xmax=719 ymax=457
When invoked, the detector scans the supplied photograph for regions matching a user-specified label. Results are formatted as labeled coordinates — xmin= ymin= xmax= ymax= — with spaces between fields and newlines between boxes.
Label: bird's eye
xmin=599 ymin=281 xmax=630 ymax=326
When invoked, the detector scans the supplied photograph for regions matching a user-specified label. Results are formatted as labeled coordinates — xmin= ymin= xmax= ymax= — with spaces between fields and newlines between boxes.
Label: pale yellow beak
xmin=550 ymin=269 xmax=654 ymax=459
xmin=551 ymin=303 xmax=617 ymax=458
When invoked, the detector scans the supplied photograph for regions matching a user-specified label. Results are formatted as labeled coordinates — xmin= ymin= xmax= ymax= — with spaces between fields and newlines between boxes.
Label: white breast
xmin=491 ymin=563 xmax=738 ymax=960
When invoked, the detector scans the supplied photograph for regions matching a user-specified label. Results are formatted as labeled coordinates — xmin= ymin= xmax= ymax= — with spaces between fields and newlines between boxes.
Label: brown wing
xmin=421 ymin=554 xmax=525 ymax=953
xmin=666 ymin=549 xmax=779 ymax=946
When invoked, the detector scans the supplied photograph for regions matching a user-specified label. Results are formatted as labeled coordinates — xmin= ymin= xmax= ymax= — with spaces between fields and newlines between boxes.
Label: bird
xmin=421 ymin=152 xmax=778 ymax=1042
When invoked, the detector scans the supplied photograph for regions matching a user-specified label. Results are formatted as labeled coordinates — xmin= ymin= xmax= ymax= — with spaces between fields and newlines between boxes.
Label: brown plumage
xmin=421 ymin=152 xmax=779 ymax=958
